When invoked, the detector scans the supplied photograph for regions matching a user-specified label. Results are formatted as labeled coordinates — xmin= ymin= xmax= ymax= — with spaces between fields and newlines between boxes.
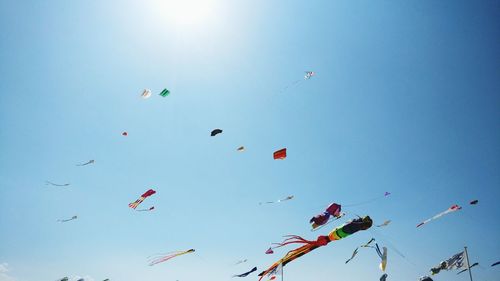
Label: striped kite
xmin=129 ymin=189 xmax=156 ymax=210
xmin=159 ymin=88 xmax=170 ymax=97
xmin=258 ymin=216 xmax=373 ymax=280
xmin=148 ymin=249 xmax=195 ymax=266
xmin=417 ymin=205 xmax=461 ymax=228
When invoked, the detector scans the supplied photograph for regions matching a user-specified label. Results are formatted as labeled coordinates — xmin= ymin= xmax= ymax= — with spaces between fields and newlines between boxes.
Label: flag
xmin=430 ymin=251 xmax=466 ymax=275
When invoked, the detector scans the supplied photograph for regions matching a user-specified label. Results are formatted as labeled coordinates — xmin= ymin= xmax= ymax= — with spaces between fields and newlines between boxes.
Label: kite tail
xmin=272 ymin=235 xmax=315 ymax=249
xmin=129 ymin=197 xmax=145 ymax=209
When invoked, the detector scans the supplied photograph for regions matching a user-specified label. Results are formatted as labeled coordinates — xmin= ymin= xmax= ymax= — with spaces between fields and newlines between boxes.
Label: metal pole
xmin=464 ymin=246 xmax=474 ymax=281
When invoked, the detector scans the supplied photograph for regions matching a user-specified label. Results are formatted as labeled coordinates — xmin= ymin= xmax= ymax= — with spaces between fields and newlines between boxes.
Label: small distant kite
xmin=492 ymin=261 xmax=500 ymax=267
xmin=148 ymin=249 xmax=195 ymax=266
xmin=377 ymin=220 xmax=391 ymax=227
xmin=129 ymin=189 xmax=156 ymax=209
xmin=57 ymin=277 xmax=68 ymax=281
xmin=211 ymin=129 xmax=223 ymax=136
xmin=237 ymin=146 xmax=245 ymax=152
xmin=260 ymin=196 xmax=294 ymax=205
xmin=345 ymin=238 xmax=375 ymax=264
xmin=304 ymin=71 xmax=315 ymax=80
xmin=136 ymin=206 xmax=155 ymax=212
xmin=122 ymin=132 xmax=128 ymax=136
xmin=159 ymin=88 xmax=170 ymax=97
xmin=344 ymin=192 xmax=391 ymax=207
xmin=470 ymin=200 xmax=478 ymax=205
xmin=417 ymin=205 xmax=461 ymax=228
xmin=265 ymin=247 xmax=274 ymax=254
xmin=233 ymin=267 xmax=257 ymax=278
xmin=273 ymin=148 xmax=286 ymax=160
xmin=234 ymin=259 xmax=248 ymax=265
xmin=45 ymin=181 xmax=70 ymax=187
xmin=310 ymin=203 xmax=343 ymax=230
xmin=141 ymin=89 xmax=152 ymax=99
xmin=76 ymin=160 xmax=95 ymax=166
xmin=380 ymin=273 xmax=388 ymax=281
xmin=420 ymin=277 xmax=433 ymax=281
xmin=57 ymin=215 xmax=77 ymax=223
xmin=377 ymin=245 xmax=388 ymax=272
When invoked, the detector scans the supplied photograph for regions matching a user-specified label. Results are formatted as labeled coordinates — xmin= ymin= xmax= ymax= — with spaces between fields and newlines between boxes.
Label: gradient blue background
xmin=0 ymin=0 xmax=499 ymax=280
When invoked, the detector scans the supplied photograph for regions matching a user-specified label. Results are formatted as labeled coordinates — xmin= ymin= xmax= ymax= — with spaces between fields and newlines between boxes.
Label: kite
xmin=345 ymin=248 xmax=358 ymax=264
xmin=419 ymin=277 xmax=433 ymax=281
xmin=237 ymin=146 xmax=245 ymax=152
xmin=376 ymin=220 xmax=391 ymax=227
xmin=304 ymin=71 xmax=315 ymax=80
xmin=345 ymin=238 xmax=376 ymax=264
xmin=122 ymin=132 xmax=128 ymax=136
xmin=45 ymin=181 xmax=70 ymax=187
xmin=417 ymin=205 xmax=461 ymax=228
xmin=492 ymin=261 xmax=500 ymax=267
xmin=234 ymin=259 xmax=248 ymax=265
xmin=265 ymin=247 xmax=274 ymax=254
xmin=211 ymin=129 xmax=223 ymax=136
xmin=159 ymin=88 xmax=170 ymax=97
xmin=376 ymin=244 xmax=388 ymax=271
xmin=57 ymin=278 xmax=68 ymax=281
xmin=259 ymin=196 xmax=294 ymax=205
xmin=136 ymin=206 xmax=155 ymax=212
xmin=470 ymin=200 xmax=478 ymax=205
xmin=380 ymin=273 xmax=388 ymax=281
xmin=141 ymin=89 xmax=152 ymax=99
xmin=57 ymin=215 xmax=77 ymax=222
xmin=457 ymin=262 xmax=478 ymax=274
xmin=273 ymin=148 xmax=286 ymax=160
xmin=129 ymin=189 xmax=156 ymax=209
xmin=148 ymin=249 xmax=195 ymax=266
xmin=258 ymin=216 xmax=373 ymax=280
xmin=430 ymin=251 xmax=466 ymax=275
xmin=233 ymin=267 xmax=257 ymax=277
xmin=76 ymin=160 xmax=95 ymax=166
xmin=310 ymin=203 xmax=343 ymax=230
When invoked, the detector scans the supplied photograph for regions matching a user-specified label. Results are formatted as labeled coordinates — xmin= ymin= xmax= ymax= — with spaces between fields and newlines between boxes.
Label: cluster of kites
xmin=44 ymin=71 xmax=499 ymax=281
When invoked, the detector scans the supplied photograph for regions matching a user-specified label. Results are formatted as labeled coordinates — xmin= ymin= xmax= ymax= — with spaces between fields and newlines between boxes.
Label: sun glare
xmin=158 ymin=0 xmax=217 ymax=27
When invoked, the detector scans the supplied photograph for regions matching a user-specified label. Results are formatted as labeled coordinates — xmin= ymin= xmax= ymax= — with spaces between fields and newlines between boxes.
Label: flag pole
xmin=464 ymin=246 xmax=474 ymax=281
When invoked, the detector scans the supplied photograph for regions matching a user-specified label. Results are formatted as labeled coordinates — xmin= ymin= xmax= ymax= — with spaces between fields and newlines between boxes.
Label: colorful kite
xmin=258 ymin=216 xmax=373 ymax=280
xmin=148 ymin=249 xmax=195 ymax=266
xmin=141 ymin=89 xmax=152 ymax=99
xmin=260 ymin=196 xmax=294 ymax=205
xmin=273 ymin=148 xmax=287 ymax=160
xmin=57 ymin=215 xmax=77 ymax=222
xmin=376 ymin=220 xmax=391 ymax=227
xmin=417 ymin=205 xmax=461 ymax=228
xmin=45 ymin=181 xmax=70 ymax=187
xmin=233 ymin=267 xmax=257 ymax=277
xmin=129 ymin=189 xmax=156 ymax=209
xmin=76 ymin=160 xmax=95 ymax=166
xmin=159 ymin=88 xmax=170 ymax=97
xmin=470 ymin=200 xmax=478 ymax=205
xmin=310 ymin=203 xmax=343 ymax=230
xmin=211 ymin=129 xmax=223 ymax=136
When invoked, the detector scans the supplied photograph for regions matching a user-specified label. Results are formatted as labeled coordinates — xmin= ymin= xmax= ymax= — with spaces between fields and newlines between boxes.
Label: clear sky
xmin=0 ymin=1 xmax=499 ymax=281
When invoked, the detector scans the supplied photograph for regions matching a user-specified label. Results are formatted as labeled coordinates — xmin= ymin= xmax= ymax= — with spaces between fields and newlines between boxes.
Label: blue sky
xmin=0 ymin=0 xmax=499 ymax=281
